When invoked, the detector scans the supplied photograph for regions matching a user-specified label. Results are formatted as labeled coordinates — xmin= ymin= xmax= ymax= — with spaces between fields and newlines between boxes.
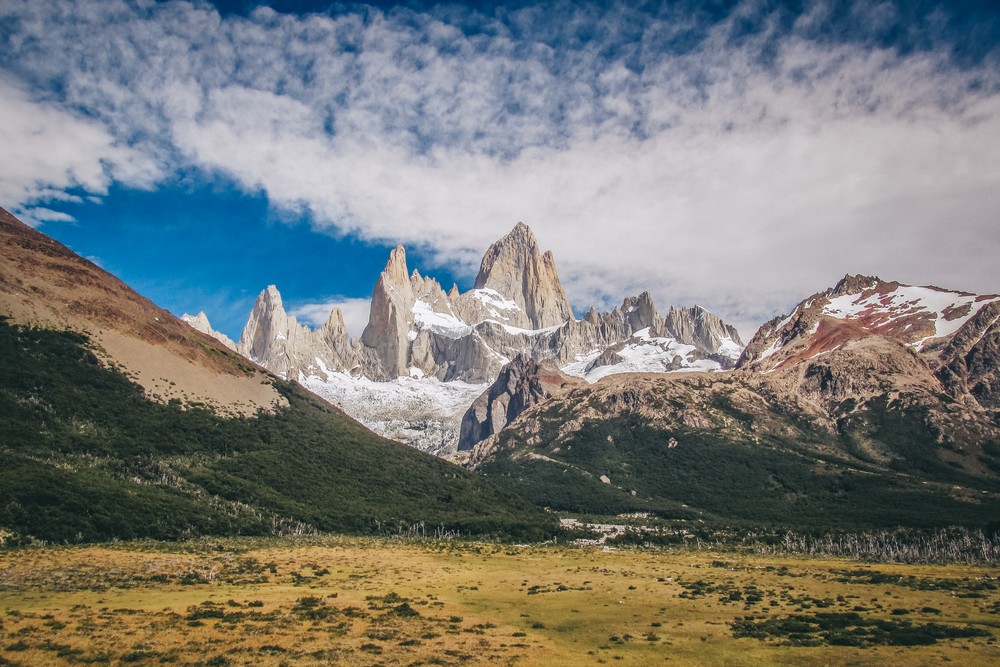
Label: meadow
xmin=0 ymin=537 xmax=998 ymax=665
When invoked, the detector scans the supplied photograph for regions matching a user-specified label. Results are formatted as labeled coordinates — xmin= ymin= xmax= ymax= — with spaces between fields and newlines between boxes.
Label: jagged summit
xmin=473 ymin=222 xmax=573 ymax=329
xmin=229 ymin=221 xmax=745 ymax=454
xmin=382 ymin=245 xmax=410 ymax=286
xmin=181 ymin=311 xmax=237 ymax=351
xmin=832 ymin=274 xmax=882 ymax=296
xmin=238 ymin=284 xmax=361 ymax=380
xmin=360 ymin=246 xmax=415 ymax=377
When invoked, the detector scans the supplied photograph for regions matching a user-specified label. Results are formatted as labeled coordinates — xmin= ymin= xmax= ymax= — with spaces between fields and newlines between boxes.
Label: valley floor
xmin=0 ymin=537 xmax=998 ymax=666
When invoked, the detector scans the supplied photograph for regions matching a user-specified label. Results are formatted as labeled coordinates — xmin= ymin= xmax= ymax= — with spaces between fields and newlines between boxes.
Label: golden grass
xmin=0 ymin=538 xmax=997 ymax=665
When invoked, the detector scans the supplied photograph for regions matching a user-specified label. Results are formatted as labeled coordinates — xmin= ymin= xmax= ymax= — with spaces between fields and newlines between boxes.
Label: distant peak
xmin=379 ymin=245 xmax=410 ymax=285
xmin=324 ymin=307 xmax=345 ymax=328
xmin=262 ymin=285 xmax=283 ymax=306
xmin=183 ymin=311 xmax=214 ymax=331
xmin=832 ymin=274 xmax=881 ymax=296
xmin=500 ymin=221 xmax=538 ymax=246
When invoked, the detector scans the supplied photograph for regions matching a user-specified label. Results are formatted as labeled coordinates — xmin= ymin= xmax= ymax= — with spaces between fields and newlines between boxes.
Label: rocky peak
xmin=238 ymin=285 xmax=291 ymax=365
xmin=382 ymin=245 xmax=411 ymax=287
xmin=320 ymin=307 xmax=347 ymax=339
xmin=182 ymin=311 xmax=212 ymax=331
xmin=361 ymin=245 xmax=417 ymax=377
xmin=458 ymin=354 xmax=583 ymax=450
xmin=832 ymin=274 xmax=882 ymax=296
xmin=181 ymin=311 xmax=236 ymax=351
xmin=620 ymin=291 xmax=660 ymax=333
xmin=473 ymin=222 xmax=572 ymax=329
xmin=665 ymin=305 xmax=744 ymax=357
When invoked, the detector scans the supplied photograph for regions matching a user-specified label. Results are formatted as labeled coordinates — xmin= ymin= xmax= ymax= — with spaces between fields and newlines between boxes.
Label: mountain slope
xmin=468 ymin=275 xmax=1000 ymax=531
xmin=471 ymin=370 xmax=1000 ymax=529
xmin=0 ymin=208 xmax=553 ymax=543
xmin=0 ymin=207 xmax=281 ymax=416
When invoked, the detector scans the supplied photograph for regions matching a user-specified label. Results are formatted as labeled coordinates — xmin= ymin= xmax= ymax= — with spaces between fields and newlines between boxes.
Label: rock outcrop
xmin=472 ymin=222 xmax=573 ymax=329
xmin=459 ymin=354 xmax=583 ymax=450
xmin=181 ymin=311 xmax=237 ymax=351
xmin=933 ymin=300 xmax=1000 ymax=409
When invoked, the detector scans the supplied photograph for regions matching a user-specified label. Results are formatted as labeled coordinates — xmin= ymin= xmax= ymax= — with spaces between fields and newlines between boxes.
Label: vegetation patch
xmin=732 ymin=612 xmax=991 ymax=647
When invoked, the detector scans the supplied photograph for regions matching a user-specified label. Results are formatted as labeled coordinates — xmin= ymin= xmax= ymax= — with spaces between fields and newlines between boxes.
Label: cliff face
xmin=458 ymin=354 xmax=584 ymax=451
xmin=473 ymin=222 xmax=573 ymax=329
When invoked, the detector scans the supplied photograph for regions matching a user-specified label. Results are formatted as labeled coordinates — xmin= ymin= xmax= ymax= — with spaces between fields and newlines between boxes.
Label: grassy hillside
xmin=476 ymin=397 xmax=1000 ymax=531
xmin=0 ymin=318 xmax=555 ymax=543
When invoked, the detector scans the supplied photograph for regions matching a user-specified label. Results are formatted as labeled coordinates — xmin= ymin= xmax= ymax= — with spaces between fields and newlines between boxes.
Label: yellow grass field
xmin=0 ymin=537 xmax=998 ymax=665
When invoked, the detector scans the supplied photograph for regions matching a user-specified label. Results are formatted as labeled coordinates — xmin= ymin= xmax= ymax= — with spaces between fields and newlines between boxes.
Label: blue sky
xmin=1 ymin=0 xmax=999 ymax=340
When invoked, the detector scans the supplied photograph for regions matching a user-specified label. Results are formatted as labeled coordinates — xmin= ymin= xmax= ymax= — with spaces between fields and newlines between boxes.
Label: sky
xmin=2 ymin=0 xmax=999 ymax=341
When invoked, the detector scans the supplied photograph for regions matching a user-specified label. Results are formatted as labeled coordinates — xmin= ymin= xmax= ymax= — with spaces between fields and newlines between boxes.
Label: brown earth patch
xmin=0 ymin=207 xmax=285 ymax=416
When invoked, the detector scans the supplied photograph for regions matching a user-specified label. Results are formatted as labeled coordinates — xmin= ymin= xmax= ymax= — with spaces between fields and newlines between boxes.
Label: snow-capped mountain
xmin=739 ymin=274 xmax=1000 ymax=375
xmin=734 ymin=274 xmax=1000 ymax=430
xmin=222 ymin=222 xmax=744 ymax=454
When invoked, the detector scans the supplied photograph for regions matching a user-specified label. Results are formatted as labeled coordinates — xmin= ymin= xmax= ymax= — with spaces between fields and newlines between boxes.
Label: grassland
xmin=0 ymin=538 xmax=998 ymax=665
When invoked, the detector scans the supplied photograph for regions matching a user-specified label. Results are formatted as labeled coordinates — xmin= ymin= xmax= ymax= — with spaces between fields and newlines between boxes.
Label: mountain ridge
xmin=229 ymin=222 xmax=744 ymax=454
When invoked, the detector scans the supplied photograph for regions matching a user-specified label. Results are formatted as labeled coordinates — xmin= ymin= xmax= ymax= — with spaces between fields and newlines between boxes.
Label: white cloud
xmin=0 ymin=78 xmax=158 ymax=226
xmin=2 ymin=1 xmax=999 ymax=338
xmin=16 ymin=207 xmax=76 ymax=226
xmin=290 ymin=298 xmax=373 ymax=338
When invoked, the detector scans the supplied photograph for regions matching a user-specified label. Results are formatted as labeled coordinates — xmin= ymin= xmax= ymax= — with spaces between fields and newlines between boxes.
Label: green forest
xmin=0 ymin=318 xmax=554 ymax=543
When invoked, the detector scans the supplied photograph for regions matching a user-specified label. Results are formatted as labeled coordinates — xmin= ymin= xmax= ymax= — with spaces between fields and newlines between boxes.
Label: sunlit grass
xmin=1 ymin=537 xmax=997 ymax=665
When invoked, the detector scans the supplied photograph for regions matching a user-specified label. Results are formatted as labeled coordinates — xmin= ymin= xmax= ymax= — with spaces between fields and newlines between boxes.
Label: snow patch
xmin=411 ymin=300 xmax=473 ymax=339
xmin=471 ymin=288 xmax=520 ymax=312
xmin=757 ymin=338 xmax=784 ymax=362
xmin=822 ymin=285 xmax=1000 ymax=349
xmin=494 ymin=321 xmax=563 ymax=336
xmin=299 ymin=370 xmax=487 ymax=456
xmin=562 ymin=331 xmax=723 ymax=383
xmin=716 ymin=335 xmax=743 ymax=360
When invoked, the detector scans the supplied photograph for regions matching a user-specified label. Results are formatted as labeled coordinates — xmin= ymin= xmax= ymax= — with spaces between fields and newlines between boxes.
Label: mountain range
xmin=3 ymin=203 xmax=998 ymax=543
xmin=216 ymin=222 xmax=743 ymax=454
xmin=183 ymin=220 xmax=1000 ymax=531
